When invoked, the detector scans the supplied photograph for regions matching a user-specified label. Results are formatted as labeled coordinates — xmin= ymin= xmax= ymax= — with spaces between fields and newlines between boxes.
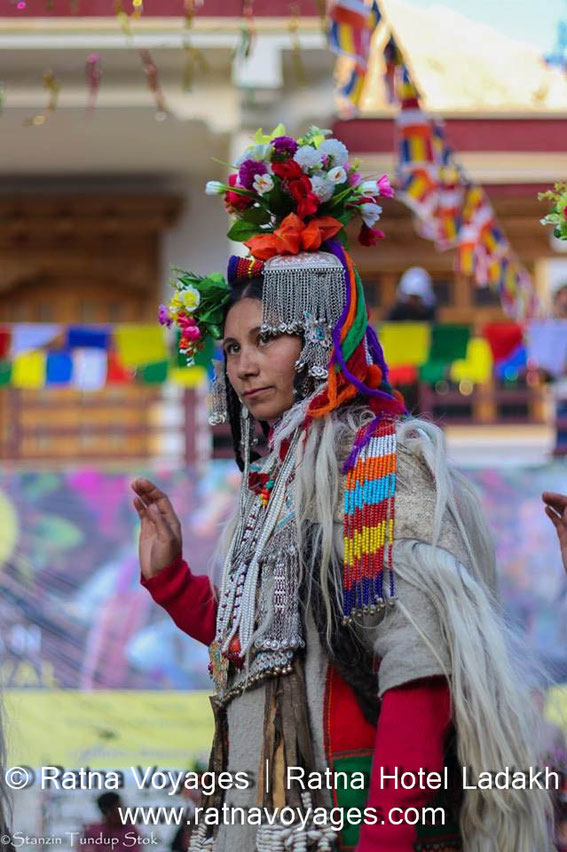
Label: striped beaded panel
xmin=342 ymin=418 xmax=397 ymax=623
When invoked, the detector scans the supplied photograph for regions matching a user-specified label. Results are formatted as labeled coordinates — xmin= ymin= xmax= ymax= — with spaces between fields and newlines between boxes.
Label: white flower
xmin=205 ymin=181 xmax=224 ymax=195
xmin=293 ymin=145 xmax=324 ymax=172
xmin=361 ymin=180 xmax=379 ymax=197
xmin=360 ymin=202 xmax=383 ymax=228
xmin=253 ymin=173 xmax=274 ymax=195
xmin=309 ymin=175 xmax=335 ymax=202
xmin=319 ymin=138 xmax=349 ymax=167
xmin=326 ymin=166 xmax=347 ymax=185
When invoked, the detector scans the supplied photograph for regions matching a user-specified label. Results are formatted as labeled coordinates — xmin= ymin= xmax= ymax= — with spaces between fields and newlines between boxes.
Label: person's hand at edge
xmin=542 ymin=491 xmax=567 ymax=575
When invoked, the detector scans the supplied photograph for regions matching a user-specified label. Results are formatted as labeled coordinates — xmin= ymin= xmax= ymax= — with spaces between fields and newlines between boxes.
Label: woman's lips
xmin=244 ymin=387 xmax=271 ymax=398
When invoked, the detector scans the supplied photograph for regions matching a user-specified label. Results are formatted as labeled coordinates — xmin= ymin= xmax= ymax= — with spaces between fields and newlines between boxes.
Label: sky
xmin=403 ymin=0 xmax=566 ymax=56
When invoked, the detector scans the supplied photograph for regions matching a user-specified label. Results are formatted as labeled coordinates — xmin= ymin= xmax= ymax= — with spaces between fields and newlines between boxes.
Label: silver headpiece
xmin=207 ymin=250 xmax=347 ymax=425
xmin=261 ymin=251 xmax=346 ymax=380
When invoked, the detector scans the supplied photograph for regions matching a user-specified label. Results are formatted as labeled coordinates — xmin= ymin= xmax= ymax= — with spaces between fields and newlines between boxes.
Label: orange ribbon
xmin=244 ymin=213 xmax=343 ymax=261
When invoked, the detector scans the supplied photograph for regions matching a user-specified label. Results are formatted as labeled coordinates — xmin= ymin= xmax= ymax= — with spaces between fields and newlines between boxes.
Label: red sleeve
xmin=140 ymin=553 xmax=218 ymax=646
xmin=356 ymin=677 xmax=451 ymax=851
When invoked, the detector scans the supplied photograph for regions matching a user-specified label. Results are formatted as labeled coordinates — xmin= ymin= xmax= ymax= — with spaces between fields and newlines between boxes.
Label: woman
xmin=133 ymin=128 xmax=552 ymax=851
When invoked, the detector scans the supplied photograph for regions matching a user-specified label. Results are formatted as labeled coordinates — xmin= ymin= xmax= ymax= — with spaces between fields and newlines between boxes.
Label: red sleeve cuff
xmin=140 ymin=553 xmax=218 ymax=646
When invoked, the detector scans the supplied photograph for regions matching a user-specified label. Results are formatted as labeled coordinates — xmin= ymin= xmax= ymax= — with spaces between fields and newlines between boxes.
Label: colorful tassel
xmin=342 ymin=417 xmax=397 ymax=623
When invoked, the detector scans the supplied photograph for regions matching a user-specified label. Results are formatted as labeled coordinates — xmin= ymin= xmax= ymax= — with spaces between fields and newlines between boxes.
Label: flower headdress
xmin=160 ymin=124 xmax=403 ymax=421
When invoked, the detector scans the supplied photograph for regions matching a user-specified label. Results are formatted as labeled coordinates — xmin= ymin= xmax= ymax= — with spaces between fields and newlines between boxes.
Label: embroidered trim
xmin=342 ymin=418 xmax=398 ymax=623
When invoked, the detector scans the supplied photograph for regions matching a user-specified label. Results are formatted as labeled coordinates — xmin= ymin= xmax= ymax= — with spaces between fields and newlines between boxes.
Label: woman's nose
xmin=237 ymin=346 xmax=260 ymax=378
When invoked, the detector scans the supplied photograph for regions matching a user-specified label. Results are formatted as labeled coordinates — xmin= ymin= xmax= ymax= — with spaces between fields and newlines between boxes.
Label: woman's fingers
xmin=148 ymin=502 xmax=175 ymax=542
xmin=131 ymin=478 xmax=181 ymax=534
xmin=542 ymin=492 xmax=567 ymax=515
xmin=545 ymin=505 xmax=561 ymax=528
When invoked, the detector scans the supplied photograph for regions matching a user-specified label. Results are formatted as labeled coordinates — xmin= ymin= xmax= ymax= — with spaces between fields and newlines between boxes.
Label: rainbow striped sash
xmin=342 ymin=418 xmax=397 ymax=623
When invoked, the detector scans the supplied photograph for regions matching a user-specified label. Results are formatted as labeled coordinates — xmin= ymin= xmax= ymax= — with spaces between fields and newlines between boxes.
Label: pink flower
xmin=158 ymin=304 xmax=172 ymax=327
xmin=377 ymin=173 xmax=394 ymax=198
xmin=348 ymin=171 xmax=362 ymax=187
xmin=183 ymin=326 xmax=201 ymax=342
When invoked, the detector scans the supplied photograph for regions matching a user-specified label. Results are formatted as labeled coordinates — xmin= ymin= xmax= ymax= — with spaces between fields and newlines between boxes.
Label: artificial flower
xmin=326 ymin=166 xmax=347 ymax=185
xmin=245 ymin=213 xmax=342 ymax=260
xmin=297 ymin=194 xmax=319 ymax=219
xmin=181 ymin=325 xmax=201 ymax=342
xmin=360 ymin=202 xmax=383 ymax=228
xmin=205 ymin=181 xmax=224 ymax=196
xmin=225 ymin=173 xmax=253 ymax=212
xmin=358 ymin=224 xmax=385 ymax=246
xmin=253 ymin=173 xmax=274 ymax=195
xmin=361 ymin=174 xmax=395 ymax=199
xmin=319 ymin=138 xmax=349 ymax=167
xmin=377 ymin=173 xmax=395 ymax=198
xmin=158 ymin=304 xmax=172 ymax=327
xmin=293 ymin=145 xmax=324 ymax=172
xmin=239 ymin=159 xmax=268 ymax=190
xmin=310 ymin=175 xmax=335 ymax=202
xmin=272 ymin=160 xmax=303 ymax=181
xmin=348 ymin=171 xmax=362 ymax=187
xmin=180 ymin=285 xmax=201 ymax=312
xmin=271 ymin=135 xmax=298 ymax=157
xmin=288 ymin=175 xmax=313 ymax=200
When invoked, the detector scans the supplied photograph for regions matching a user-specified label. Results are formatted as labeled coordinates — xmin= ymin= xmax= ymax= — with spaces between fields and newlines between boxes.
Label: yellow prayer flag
xmin=11 ymin=351 xmax=46 ymax=389
xmin=170 ymin=366 xmax=207 ymax=388
xmin=378 ymin=323 xmax=431 ymax=367
xmin=450 ymin=338 xmax=493 ymax=384
xmin=114 ymin=325 xmax=167 ymax=368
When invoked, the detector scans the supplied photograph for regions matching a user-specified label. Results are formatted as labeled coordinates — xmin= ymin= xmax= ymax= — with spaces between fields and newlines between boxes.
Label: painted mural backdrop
xmin=0 ymin=460 xmax=566 ymax=691
xmin=0 ymin=462 xmax=240 ymax=692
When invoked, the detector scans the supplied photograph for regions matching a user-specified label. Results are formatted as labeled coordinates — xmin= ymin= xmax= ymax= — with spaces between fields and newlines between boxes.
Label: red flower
xmin=272 ymin=160 xmax=303 ymax=180
xmin=297 ymin=193 xmax=319 ymax=219
xmin=225 ymin=173 xmax=253 ymax=212
xmin=358 ymin=224 xmax=385 ymax=246
xmin=288 ymin=175 xmax=312 ymax=200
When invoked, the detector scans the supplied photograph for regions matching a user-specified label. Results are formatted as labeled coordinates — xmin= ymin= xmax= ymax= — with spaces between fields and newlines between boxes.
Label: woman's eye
xmin=258 ymin=334 xmax=271 ymax=346
xmin=225 ymin=343 xmax=239 ymax=355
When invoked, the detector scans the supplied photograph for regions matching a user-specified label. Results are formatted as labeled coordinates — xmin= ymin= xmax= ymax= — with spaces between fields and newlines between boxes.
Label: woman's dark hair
xmin=223 ymin=276 xmax=269 ymax=471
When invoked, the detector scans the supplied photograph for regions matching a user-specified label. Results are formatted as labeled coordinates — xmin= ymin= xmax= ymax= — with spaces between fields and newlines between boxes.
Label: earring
xmin=208 ymin=359 xmax=228 ymax=425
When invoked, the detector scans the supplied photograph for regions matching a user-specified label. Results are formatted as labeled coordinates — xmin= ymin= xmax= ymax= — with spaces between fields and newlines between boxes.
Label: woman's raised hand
xmin=131 ymin=478 xmax=183 ymax=579
xmin=542 ymin=491 xmax=567 ymax=575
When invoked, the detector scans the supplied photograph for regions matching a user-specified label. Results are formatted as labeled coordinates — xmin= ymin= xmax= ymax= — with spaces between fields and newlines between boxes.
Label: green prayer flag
xmin=141 ymin=361 xmax=169 ymax=384
xmin=429 ymin=325 xmax=471 ymax=362
xmin=0 ymin=361 xmax=12 ymax=386
xmin=419 ymin=360 xmax=447 ymax=385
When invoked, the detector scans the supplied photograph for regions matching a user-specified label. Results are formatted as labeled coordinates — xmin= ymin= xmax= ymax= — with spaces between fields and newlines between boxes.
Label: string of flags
xmin=327 ymin=0 xmax=539 ymax=321
xmin=0 ymin=324 xmax=213 ymax=391
xmin=328 ymin=0 xmax=381 ymax=115
xmin=0 ymin=321 xmax=565 ymax=392
xmin=393 ymin=65 xmax=538 ymax=320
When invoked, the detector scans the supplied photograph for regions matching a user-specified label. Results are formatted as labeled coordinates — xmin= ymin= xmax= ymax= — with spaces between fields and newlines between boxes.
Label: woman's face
xmin=223 ymin=298 xmax=302 ymax=423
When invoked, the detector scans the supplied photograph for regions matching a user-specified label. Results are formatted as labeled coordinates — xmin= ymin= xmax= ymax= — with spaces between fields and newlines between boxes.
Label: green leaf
xmin=242 ymin=206 xmax=272 ymax=225
xmin=328 ymin=186 xmax=356 ymax=208
xmin=226 ymin=219 xmax=264 ymax=241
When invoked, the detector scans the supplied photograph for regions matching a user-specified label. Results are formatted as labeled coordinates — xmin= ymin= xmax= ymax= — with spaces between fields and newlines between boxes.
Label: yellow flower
xmin=180 ymin=285 xmax=201 ymax=313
